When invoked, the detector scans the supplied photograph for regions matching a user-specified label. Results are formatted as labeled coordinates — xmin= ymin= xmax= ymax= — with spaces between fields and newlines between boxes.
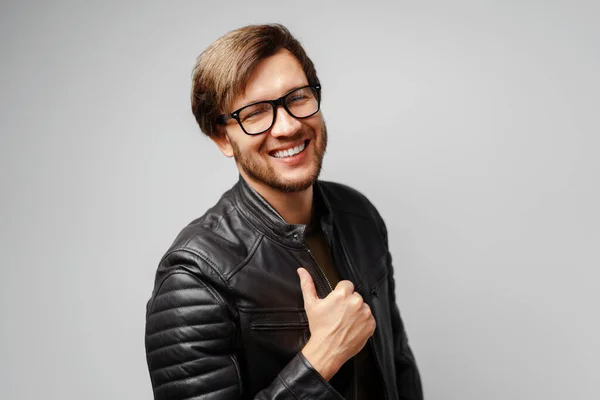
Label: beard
xmin=229 ymin=122 xmax=328 ymax=193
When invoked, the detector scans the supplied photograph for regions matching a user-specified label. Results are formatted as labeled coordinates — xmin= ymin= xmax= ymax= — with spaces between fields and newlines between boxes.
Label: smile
xmin=271 ymin=140 xmax=309 ymax=158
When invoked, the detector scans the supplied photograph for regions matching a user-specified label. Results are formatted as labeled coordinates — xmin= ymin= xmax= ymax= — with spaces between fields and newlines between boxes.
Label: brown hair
xmin=191 ymin=24 xmax=320 ymax=138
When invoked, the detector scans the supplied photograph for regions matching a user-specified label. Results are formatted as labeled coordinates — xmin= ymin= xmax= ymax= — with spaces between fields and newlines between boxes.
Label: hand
xmin=297 ymin=267 xmax=376 ymax=381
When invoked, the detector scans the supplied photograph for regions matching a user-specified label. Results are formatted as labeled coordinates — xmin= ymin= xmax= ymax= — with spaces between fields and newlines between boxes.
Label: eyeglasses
xmin=217 ymin=84 xmax=321 ymax=135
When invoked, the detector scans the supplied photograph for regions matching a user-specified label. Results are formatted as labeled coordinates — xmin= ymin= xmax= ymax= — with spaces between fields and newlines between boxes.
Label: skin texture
xmin=212 ymin=49 xmax=328 ymax=225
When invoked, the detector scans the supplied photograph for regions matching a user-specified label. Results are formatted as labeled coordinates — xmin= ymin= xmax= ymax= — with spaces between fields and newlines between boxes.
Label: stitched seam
xmin=176 ymin=248 xmax=235 ymax=293
xmin=210 ymin=205 xmax=237 ymax=233
xmin=229 ymin=354 xmax=243 ymax=397
xmin=231 ymin=202 xmax=267 ymax=236
xmin=147 ymin=339 xmax=221 ymax=357
xmin=147 ymin=271 xmax=234 ymax=335
xmin=299 ymin=354 xmax=331 ymax=395
xmin=153 ymin=287 xmax=202 ymax=299
xmin=178 ymin=205 xmax=236 ymax=250
xmin=151 ymin=357 xmax=202 ymax=375
xmin=278 ymin=375 xmax=301 ymax=400
xmin=146 ymin=323 xmax=221 ymax=339
xmin=232 ymin=202 xmax=305 ymax=250
xmin=374 ymin=269 xmax=389 ymax=289
xmin=156 ymin=249 xmax=235 ymax=309
xmin=147 ymin=272 xmax=193 ymax=318
xmin=148 ymin=304 xmax=218 ymax=320
xmin=226 ymin=234 xmax=263 ymax=279
xmin=166 ymin=264 xmax=238 ymax=333
xmin=180 ymin=387 xmax=235 ymax=400
xmin=153 ymin=363 xmax=232 ymax=391
xmin=261 ymin=234 xmax=311 ymax=251
xmin=163 ymin=247 xmax=228 ymax=283
xmin=354 ymin=252 xmax=389 ymax=293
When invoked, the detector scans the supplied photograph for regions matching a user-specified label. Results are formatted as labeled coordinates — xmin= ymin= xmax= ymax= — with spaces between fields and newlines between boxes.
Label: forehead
xmin=232 ymin=49 xmax=309 ymax=109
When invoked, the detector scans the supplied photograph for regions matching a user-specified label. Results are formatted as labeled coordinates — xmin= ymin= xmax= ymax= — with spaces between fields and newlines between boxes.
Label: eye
xmin=243 ymin=109 xmax=266 ymax=120
xmin=239 ymin=103 xmax=271 ymax=122
xmin=288 ymin=94 xmax=308 ymax=103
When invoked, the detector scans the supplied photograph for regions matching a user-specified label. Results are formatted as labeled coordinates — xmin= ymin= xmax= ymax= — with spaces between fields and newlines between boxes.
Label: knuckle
xmin=335 ymin=280 xmax=354 ymax=294
xmin=350 ymin=293 xmax=363 ymax=306
xmin=368 ymin=317 xmax=376 ymax=330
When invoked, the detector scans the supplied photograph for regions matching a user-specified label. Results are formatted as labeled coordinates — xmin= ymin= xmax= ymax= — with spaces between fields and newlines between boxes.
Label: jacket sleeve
xmin=380 ymin=219 xmax=424 ymax=400
xmin=145 ymin=267 xmax=345 ymax=400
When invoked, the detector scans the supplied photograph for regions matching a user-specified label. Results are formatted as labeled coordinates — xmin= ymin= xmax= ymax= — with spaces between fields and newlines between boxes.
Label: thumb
xmin=297 ymin=267 xmax=318 ymax=305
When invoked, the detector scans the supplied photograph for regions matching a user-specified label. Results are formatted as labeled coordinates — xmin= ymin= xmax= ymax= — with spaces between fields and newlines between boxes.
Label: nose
xmin=270 ymin=106 xmax=302 ymax=138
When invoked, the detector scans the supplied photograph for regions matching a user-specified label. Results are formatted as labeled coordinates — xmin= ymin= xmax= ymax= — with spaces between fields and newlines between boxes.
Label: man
xmin=145 ymin=24 xmax=423 ymax=400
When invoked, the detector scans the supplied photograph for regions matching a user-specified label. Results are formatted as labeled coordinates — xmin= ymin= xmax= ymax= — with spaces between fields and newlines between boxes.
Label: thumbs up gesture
xmin=297 ymin=267 xmax=376 ymax=381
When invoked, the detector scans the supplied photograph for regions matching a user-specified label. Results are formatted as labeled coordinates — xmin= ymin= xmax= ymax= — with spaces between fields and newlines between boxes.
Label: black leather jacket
xmin=145 ymin=177 xmax=423 ymax=399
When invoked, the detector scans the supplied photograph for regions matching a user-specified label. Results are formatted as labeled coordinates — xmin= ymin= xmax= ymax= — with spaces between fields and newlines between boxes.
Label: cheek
xmin=246 ymin=137 xmax=269 ymax=156
xmin=308 ymin=115 xmax=325 ymax=133
xmin=228 ymin=130 xmax=264 ymax=154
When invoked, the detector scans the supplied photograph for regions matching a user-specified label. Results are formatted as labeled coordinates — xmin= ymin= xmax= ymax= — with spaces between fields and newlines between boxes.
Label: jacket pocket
xmin=238 ymin=309 xmax=312 ymax=394
xmin=241 ymin=309 xmax=311 ymax=356
xmin=251 ymin=321 xmax=309 ymax=331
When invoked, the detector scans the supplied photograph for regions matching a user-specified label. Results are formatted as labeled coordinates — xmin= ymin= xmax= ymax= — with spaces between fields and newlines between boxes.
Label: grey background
xmin=1 ymin=1 xmax=598 ymax=399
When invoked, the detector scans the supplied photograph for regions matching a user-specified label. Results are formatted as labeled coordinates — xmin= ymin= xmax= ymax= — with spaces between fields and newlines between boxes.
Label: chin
xmin=274 ymin=176 xmax=317 ymax=193
xmin=243 ymin=162 xmax=321 ymax=193
xmin=275 ymin=157 xmax=324 ymax=190
xmin=260 ymin=170 xmax=318 ymax=193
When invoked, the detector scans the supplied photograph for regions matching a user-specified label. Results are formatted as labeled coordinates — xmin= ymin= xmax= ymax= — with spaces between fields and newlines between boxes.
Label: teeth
xmin=273 ymin=142 xmax=306 ymax=158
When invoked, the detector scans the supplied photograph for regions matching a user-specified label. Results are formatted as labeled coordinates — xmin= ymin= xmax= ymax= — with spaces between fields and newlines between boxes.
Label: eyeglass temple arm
xmin=217 ymin=113 xmax=235 ymax=125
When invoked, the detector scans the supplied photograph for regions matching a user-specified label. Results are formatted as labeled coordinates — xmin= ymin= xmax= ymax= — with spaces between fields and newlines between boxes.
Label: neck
xmin=240 ymin=172 xmax=314 ymax=226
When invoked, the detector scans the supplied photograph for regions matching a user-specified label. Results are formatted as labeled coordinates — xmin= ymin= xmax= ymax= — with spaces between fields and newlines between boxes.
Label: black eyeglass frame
xmin=216 ymin=84 xmax=322 ymax=135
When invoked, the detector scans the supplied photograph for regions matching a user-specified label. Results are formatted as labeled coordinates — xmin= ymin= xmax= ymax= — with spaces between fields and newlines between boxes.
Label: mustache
xmin=263 ymin=130 xmax=314 ymax=151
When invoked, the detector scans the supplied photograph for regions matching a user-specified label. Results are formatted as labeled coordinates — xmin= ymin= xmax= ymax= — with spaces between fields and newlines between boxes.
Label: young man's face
xmin=214 ymin=49 xmax=327 ymax=193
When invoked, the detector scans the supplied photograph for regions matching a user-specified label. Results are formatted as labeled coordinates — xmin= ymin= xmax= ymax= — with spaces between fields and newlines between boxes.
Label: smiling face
xmin=212 ymin=49 xmax=327 ymax=193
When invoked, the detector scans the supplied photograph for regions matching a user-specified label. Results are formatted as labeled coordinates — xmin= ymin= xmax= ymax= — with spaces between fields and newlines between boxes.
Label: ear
xmin=210 ymin=129 xmax=234 ymax=158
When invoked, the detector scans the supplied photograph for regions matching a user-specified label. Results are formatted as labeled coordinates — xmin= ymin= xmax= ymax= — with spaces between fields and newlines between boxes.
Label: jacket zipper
xmin=307 ymin=248 xmax=333 ymax=293
xmin=338 ymin=237 xmax=389 ymax=400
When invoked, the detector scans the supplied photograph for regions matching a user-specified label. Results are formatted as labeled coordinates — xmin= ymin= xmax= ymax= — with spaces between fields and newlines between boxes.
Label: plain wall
xmin=1 ymin=1 xmax=598 ymax=399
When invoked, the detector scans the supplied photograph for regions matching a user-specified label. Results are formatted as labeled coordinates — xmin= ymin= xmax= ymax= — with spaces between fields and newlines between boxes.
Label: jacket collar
xmin=234 ymin=175 xmax=331 ymax=248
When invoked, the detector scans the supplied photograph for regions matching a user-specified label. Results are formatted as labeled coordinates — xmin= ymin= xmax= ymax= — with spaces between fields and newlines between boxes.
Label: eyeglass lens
xmin=238 ymin=86 xmax=319 ymax=134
